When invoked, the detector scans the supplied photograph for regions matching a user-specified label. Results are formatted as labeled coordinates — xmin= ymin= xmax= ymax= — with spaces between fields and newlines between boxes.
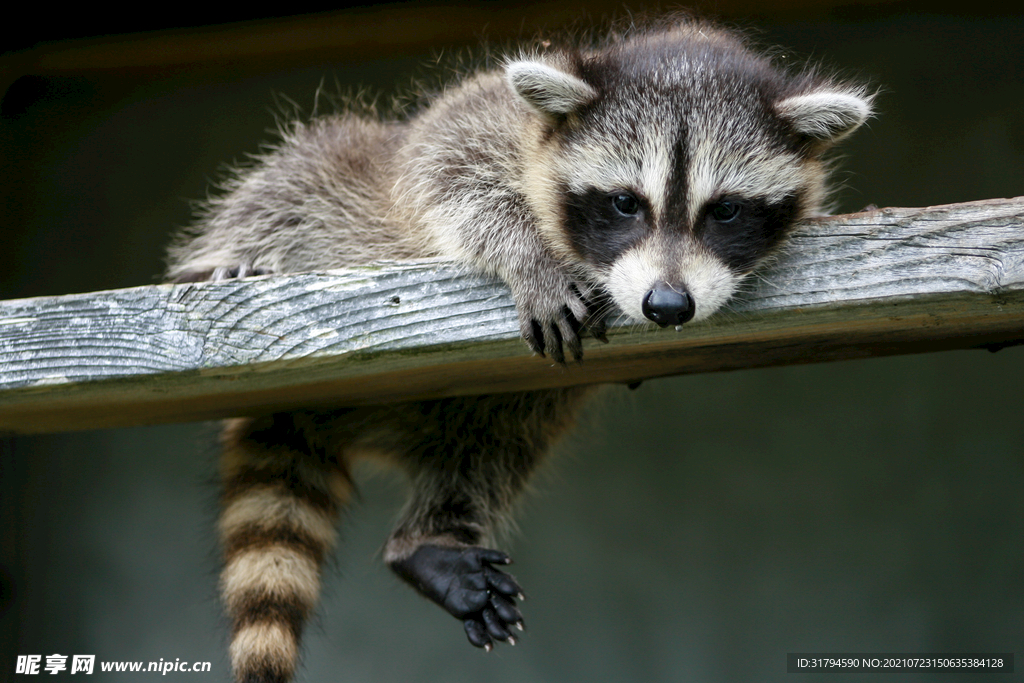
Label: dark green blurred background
xmin=1 ymin=4 xmax=1021 ymax=681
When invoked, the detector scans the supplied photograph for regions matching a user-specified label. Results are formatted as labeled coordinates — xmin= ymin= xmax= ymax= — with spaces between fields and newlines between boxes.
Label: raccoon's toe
xmin=462 ymin=569 xmax=525 ymax=651
xmin=464 ymin=593 xmax=524 ymax=651
xmin=391 ymin=545 xmax=525 ymax=651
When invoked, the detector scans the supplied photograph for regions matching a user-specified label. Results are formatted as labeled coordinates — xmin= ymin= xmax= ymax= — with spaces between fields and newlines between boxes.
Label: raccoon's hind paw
xmin=210 ymin=263 xmax=273 ymax=280
xmin=391 ymin=545 xmax=525 ymax=651
xmin=171 ymin=263 xmax=273 ymax=283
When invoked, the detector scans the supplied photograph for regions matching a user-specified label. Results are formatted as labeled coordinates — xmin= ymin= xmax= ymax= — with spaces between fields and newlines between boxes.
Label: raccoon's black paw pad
xmin=392 ymin=545 xmax=525 ymax=651
xmin=210 ymin=264 xmax=273 ymax=281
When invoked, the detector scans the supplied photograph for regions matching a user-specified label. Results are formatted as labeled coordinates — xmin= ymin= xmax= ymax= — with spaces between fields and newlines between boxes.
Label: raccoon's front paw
xmin=391 ymin=545 xmax=525 ymax=651
xmin=513 ymin=276 xmax=609 ymax=364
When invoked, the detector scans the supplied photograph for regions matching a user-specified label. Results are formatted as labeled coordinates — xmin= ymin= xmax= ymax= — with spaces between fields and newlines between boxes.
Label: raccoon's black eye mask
xmin=699 ymin=195 xmax=800 ymax=272
xmin=561 ymin=186 xmax=650 ymax=267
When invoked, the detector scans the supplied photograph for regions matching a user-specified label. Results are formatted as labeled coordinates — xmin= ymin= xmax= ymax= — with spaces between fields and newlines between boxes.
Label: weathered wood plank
xmin=1 ymin=197 xmax=1022 ymax=434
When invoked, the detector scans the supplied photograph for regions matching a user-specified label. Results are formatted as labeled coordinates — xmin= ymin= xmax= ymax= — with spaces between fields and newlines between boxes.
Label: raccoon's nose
xmin=642 ymin=284 xmax=696 ymax=327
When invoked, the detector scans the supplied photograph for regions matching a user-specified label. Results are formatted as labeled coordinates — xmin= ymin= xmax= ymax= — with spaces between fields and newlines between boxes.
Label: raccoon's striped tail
xmin=217 ymin=416 xmax=351 ymax=683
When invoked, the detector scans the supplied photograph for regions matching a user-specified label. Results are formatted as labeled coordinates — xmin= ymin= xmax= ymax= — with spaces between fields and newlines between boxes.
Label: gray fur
xmin=167 ymin=17 xmax=872 ymax=682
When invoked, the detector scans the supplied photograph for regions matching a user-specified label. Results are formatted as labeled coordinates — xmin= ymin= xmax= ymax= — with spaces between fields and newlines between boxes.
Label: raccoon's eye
xmin=708 ymin=200 xmax=742 ymax=223
xmin=611 ymin=193 xmax=641 ymax=216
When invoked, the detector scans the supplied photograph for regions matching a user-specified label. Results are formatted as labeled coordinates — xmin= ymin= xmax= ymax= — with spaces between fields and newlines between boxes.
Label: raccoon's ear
xmin=506 ymin=61 xmax=598 ymax=116
xmin=775 ymin=90 xmax=873 ymax=144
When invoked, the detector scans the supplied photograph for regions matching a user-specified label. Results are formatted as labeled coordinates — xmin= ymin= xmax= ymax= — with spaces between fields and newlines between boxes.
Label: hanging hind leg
xmin=379 ymin=387 xmax=594 ymax=650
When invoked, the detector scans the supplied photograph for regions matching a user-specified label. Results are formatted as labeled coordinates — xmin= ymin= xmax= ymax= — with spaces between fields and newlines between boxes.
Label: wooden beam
xmin=1 ymin=197 xmax=1022 ymax=434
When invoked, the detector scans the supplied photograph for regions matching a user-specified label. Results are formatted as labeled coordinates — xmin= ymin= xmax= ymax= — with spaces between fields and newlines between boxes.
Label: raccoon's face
xmin=507 ymin=27 xmax=871 ymax=327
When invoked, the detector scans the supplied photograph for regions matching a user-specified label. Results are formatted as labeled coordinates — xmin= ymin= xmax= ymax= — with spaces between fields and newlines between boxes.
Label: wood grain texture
xmin=1 ymin=197 xmax=1022 ymax=434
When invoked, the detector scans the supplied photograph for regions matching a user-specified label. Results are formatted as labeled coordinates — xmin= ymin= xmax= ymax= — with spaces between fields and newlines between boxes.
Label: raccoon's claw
xmin=391 ymin=545 xmax=525 ymax=651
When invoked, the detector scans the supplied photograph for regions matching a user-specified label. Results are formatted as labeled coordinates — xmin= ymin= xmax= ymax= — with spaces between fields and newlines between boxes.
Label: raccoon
xmin=167 ymin=18 xmax=871 ymax=683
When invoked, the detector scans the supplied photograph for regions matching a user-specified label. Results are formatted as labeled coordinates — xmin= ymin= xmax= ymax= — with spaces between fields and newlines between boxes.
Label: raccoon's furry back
xmin=166 ymin=115 xmax=419 ymax=281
